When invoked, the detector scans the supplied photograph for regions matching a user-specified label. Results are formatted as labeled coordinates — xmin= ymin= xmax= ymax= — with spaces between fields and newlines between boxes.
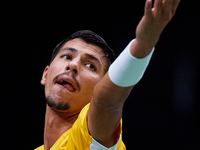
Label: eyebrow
xmin=61 ymin=47 xmax=101 ymax=65
xmin=61 ymin=47 xmax=78 ymax=52
xmin=85 ymin=53 xmax=101 ymax=65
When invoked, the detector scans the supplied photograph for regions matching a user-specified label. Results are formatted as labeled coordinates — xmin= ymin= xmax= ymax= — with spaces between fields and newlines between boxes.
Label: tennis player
xmin=35 ymin=0 xmax=180 ymax=149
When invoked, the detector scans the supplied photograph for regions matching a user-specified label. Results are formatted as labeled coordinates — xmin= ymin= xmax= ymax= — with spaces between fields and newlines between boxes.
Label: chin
xmin=46 ymin=95 xmax=71 ymax=112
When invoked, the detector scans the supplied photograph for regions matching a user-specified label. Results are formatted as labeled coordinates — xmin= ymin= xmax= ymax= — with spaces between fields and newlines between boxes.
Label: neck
xmin=44 ymin=105 xmax=79 ymax=150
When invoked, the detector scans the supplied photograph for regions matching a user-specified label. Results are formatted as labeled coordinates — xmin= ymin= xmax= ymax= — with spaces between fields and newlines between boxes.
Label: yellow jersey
xmin=35 ymin=103 xmax=126 ymax=150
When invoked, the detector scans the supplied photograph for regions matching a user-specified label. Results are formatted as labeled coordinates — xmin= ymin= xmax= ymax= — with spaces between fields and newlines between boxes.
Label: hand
xmin=135 ymin=0 xmax=180 ymax=49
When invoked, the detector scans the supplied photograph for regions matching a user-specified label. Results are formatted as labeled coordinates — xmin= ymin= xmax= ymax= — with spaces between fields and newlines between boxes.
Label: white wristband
xmin=108 ymin=39 xmax=155 ymax=87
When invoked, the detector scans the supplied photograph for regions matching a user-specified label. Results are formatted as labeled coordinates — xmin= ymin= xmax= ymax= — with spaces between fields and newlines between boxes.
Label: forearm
xmin=93 ymin=72 xmax=133 ymax=109
xmin=130 ymin=38 xmax=155 ymax=58
xmin=89 ymin=72 xmax=133 ymax=147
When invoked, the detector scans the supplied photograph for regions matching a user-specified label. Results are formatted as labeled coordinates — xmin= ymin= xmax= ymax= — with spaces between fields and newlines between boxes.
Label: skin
xmin=41 ymin=0 xmax=180 ymax=149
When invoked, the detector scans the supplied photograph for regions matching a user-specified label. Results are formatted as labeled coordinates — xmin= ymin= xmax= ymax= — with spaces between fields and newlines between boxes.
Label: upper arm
xmin=87 ymin=72 xmax=133 ymax=148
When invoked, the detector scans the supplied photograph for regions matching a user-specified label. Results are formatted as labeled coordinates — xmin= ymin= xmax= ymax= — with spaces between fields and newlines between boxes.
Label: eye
xmin=62 ymin=54 xmax=72 ymax=60
xmin=85 ymin=63 xmax=96 ymax=71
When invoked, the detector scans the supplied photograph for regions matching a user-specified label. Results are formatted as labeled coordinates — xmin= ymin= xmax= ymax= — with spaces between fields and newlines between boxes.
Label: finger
xmin=154 ymin=0 xmax=163 ymax=17
xmin=162 ymin=0 xmax=173 ymax=20
xmin=172 ymin=0 xmax=180 ymax=15
xmin=144 ymin=0 xmax=153 ymax=17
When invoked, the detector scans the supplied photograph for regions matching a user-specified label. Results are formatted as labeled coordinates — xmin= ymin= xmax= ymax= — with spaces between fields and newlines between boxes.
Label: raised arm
xmin=88 ymin=0 xmax=180 ymax=148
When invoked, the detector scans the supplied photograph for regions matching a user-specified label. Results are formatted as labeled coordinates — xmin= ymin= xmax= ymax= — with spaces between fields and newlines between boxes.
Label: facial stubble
xmin=46 ymin=95 xmax=71 ymax=111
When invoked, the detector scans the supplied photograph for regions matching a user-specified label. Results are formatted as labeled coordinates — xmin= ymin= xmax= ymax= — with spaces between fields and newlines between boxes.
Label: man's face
xmin=41 ymin=38 xmax=108 ymax=113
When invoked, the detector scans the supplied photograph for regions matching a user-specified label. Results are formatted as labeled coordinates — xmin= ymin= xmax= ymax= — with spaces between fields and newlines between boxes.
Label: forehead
xmin=61 ymin=38 xmax=105 ymax=56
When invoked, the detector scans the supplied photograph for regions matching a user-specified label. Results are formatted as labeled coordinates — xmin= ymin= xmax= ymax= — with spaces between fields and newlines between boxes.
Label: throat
xmin=44 ymin=123 xmax=70 ymax=150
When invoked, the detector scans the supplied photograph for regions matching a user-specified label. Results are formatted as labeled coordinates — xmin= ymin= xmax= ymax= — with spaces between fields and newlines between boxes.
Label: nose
xmin=66 ymin=58 xmax=79 ymax=75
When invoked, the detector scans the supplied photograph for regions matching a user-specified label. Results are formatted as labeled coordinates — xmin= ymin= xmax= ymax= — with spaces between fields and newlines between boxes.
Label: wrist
xmin=108 ymin=39 xmax=154 ymax=87
xmin=130 ymin=38 xmax=156 ymax=58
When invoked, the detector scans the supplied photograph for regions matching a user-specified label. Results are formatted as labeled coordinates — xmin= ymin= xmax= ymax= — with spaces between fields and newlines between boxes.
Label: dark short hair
xmin=50 ymin=30 xmax=116 ymax=68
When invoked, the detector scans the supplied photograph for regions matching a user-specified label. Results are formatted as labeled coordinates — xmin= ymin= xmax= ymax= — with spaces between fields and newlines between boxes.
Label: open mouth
xmin=58 ymin=80 xmax=72 ymax=86
xmin=57 ymin=79 xmax=75 ymax=92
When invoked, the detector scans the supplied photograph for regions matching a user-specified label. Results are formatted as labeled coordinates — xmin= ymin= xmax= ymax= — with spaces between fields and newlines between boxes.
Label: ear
xmin=41 ymin=66 xmax=49 ymax=85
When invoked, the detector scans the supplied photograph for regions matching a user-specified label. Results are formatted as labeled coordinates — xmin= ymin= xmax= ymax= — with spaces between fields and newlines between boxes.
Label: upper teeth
xmin=59 ymin=80 xmax=71 ymax=85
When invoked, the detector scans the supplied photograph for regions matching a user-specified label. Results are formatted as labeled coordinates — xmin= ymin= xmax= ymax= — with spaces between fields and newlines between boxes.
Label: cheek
xmin=44 ymin=74 xmax=53 ymax=97
xmin=80 ymin=73 xmax=102 ymax=95
xmin=47 ymin=61 xmax=66 ymax=82
xmin=44 ymin=64 xmax=62 ymax=96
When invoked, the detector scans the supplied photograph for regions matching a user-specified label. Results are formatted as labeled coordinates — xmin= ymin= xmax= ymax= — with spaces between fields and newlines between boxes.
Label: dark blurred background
xmin=1 ymin=0 xmax=200 ymax=149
